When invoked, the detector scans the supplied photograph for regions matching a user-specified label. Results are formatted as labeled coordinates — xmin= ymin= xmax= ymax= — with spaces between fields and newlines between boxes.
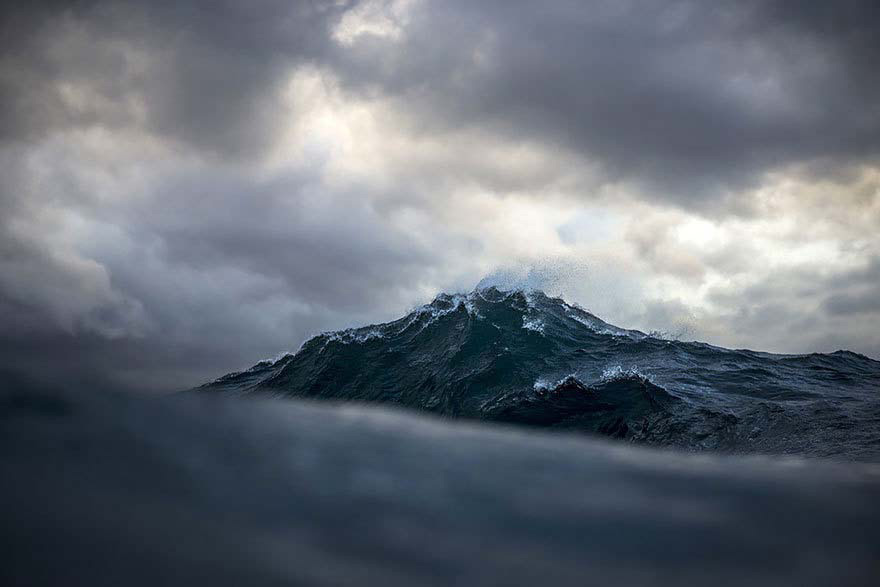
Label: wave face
xmin=198 ymin=287 xmax=880 ymax=459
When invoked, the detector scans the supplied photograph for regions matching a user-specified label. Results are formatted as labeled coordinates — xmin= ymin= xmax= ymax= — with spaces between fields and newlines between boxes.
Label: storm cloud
xmin=1 ymin=0 xmax=878 ymax=393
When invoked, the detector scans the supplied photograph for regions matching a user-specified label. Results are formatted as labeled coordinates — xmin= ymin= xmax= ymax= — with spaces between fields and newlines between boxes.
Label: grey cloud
xmin=0 ymin=1 xmax=352 ymax=156
xmin=1 ymin=0 xmax=879 ymax=395
xmin=0 ymin=136 xmax=452 ymax=392
xmin=114 ymin=167 xmax=439 ymax=313
xmin=625 ymin=218 xmax=707 ymax=283
xmin=325 ymin=0 xmax=880 ymax=205
xmin=7 ymin=1 xmax=879 ymax=198
xmin=699 ymin=263 xmax=880 ymax=357
xmin=0 ymin=0 xmax=438 ymax=391
xmin=825 ymin=292 xmax=880 ymax=316
xmin=823 ymin=257 xmax=880 ymax=316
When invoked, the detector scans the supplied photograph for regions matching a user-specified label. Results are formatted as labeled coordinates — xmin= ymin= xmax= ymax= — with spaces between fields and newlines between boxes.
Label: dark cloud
xmin=0 ymin=1 xmax=352 ymax=156
xmin=325 ymin=0 xmax=880 ymax=204
xmin=6 ymin=1 xmax=879 ymax=191
xmin=0 ymin=136 xmax=447 ymax=392
xmin=825 ymin=292 xmax=880 ymax=316
xmin=697 ymin=260 xmax=880 ymax=358
xmin=823 ymin=257 xmax=880 ymax=317
xmin=0 ymin=0 xmax=878 ymax=392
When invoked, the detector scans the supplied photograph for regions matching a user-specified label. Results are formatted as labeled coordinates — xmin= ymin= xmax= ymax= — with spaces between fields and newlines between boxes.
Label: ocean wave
xmin=197 ymin=287 xmax=880 ymax=460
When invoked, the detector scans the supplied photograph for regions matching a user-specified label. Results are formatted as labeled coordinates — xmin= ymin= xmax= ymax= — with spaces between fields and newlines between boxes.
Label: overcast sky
xmin=2 ymin=0 xmax=879 ymax=393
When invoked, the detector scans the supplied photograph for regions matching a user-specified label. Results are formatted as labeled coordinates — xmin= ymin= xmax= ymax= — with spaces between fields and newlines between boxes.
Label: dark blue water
xmin=3 ymin=388 xmax=879 ymax=586
xmin=199 ymin=287 xmax=880 ymax=460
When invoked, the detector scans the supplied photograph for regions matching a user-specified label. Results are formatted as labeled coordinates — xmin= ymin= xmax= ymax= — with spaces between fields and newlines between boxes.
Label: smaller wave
xmin=301 ymin=292 xmax=487 ymax=355
xmin=565 ymin=308 xmax=646 ymax=340
xmin=325 ymin=327 xmax=386 ymax=345
xmin=417 ymin=292 xmax=482 ymax=323
xmin=600 ymin=365 xmax=649 ymax=383
xmin=255 ymin=351 xmax=294 ymax=366
xmin=493 ymin=373 xmax=678 ymax=437
xmin=533 ymin=374 xmax=588 ymax=393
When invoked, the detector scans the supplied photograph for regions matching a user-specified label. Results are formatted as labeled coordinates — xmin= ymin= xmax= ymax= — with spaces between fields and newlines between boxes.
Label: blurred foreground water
xmin=2 ymin=388 xmax=879 ymax=586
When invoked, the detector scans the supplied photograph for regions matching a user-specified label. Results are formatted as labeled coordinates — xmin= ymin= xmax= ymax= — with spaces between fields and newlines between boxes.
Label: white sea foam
xmin=533 ymin=373 xmax=586 ymax=392
xmin=252 ymin=351 xmax=294 ymax=368
xmin=325 ymin=327 xmax=386 ymax=345
xmin=566 ymin=311 xmax=618 ymax=335
xmin=306 ymin=292 xmax=483 ymax=355
xmin=398 ymin=293 xmax=482 ymax=334
xmin=600 ymin=365 xmax=647 ymax=382
xmin=522 ymin=315 xmax=545 ymax=334
xmin=565 ymin=308 xmax=648 ymax=340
